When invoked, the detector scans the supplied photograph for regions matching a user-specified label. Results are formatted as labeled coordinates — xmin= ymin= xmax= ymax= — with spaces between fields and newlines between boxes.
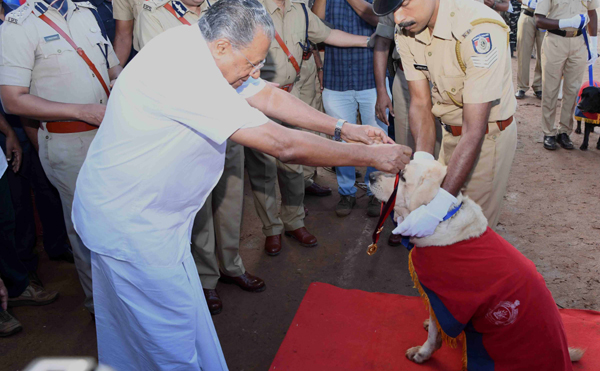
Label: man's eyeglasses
xmin=234 ymin=48 xmax=265 ymax=75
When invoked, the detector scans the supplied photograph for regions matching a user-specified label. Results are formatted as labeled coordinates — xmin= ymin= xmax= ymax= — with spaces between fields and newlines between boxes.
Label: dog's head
xmin=369 ymin=159 xmax=447 ymax=223
xmin=577 ymin=86 xmax=600 ymax=113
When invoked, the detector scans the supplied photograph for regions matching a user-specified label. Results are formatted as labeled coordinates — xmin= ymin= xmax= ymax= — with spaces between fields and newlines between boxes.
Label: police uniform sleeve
xmin=307 ymin=9 xmax=332 ymax=44
xmin=137 ymin=10 xmax=164 ymax=50
xmin=396 ymin=33 xmax=427 ymax=81
xmin=461 ymin=24 xmax=508 ymax=104
xmin=106 ymin=40 xmax=121 ymax=68
xmin=587 ymin=0 xmax=600 ymax=10
xmin=0 ymin=21 xmax=37 ymax=88
xmin=534 ymin=0 xmax=550 ymax=16
xmin=113 ymin=0 xmax=134 ymax=21
xmin=375 ymin=14 xmax=395 ymax=40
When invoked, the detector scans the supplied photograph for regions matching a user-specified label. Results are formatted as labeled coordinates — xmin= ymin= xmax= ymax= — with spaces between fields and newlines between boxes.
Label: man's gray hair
xmin=198 ymin=0 xmax=275 ymax=49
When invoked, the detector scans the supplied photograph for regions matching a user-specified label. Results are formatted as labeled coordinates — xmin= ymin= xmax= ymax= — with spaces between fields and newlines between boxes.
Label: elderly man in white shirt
xmin=72 ymin=0 xmax=412 ymax=369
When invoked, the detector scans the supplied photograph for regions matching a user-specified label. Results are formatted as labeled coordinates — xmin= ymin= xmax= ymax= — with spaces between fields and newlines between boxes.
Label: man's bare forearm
xmin=114 ymin=20 xmax=134 ymax=67
xmin=407 ymin=80 xmax=436 ymax=154
xmin=325 ymin=29 xmax=369 ymax=47
xmin=344 ymin=0 xmax=378 ymax=26
xmin=1 ymin=88 xmax=83 ymax=122
xmin=374 ymin=36 xmax=392 ymax=95
xmin=534 ymin=14 xmax=561 ymax=30
xmin=109 ymin=65 xmax=124 ymax=81
xmin=588 ymin=10 xmax=597 ymax=36
xmin=440 ymin=102 xmax=491 ymax=196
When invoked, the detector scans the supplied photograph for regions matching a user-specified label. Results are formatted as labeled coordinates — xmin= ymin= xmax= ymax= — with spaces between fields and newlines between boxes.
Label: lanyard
xmin=164 ymin=2 xmax=191 ymax=25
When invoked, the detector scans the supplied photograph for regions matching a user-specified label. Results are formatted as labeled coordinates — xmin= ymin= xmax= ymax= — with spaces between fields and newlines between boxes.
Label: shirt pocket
xmin=85 ymin=31 xmax=110 ymax=68
xmin=37 ymin=37 xmax=76 ymax=75
xmin=436 ymin=76 xmax=464 ymax=107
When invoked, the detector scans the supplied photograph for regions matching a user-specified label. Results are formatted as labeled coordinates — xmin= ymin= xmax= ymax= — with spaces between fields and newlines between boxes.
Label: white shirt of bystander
xmin=0 ymin=151 xmax=7 ymax=178
xmin=72 ymin=24 xmax=269 ymax=267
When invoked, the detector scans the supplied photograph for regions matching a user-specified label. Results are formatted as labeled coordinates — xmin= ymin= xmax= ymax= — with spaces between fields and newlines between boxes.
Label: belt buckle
xmin=441 ymin=122 xmax=453 ymax=134
xmin=566 ymin=30 xmax=575 ymax=38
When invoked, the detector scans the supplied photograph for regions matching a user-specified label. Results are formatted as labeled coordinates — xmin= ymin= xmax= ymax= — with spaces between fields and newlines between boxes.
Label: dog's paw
xmin=406 ymin=346 xmax=429 ymax=364
xmin=423 ymin=318 xmax=429 ymax=332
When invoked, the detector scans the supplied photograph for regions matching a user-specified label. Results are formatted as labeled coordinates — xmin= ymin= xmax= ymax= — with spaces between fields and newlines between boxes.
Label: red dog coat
xmin=409 ymin=227 xmax=572 ymax=371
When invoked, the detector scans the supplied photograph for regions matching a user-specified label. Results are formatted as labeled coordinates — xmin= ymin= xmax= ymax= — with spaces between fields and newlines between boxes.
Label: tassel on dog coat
xmin=408 ymin=227 xmax=572 ymax=371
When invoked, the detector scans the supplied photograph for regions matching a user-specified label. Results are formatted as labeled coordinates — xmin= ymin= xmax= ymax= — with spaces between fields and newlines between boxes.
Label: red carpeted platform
xmin=270 ymin=282 xmax=600 ymax=371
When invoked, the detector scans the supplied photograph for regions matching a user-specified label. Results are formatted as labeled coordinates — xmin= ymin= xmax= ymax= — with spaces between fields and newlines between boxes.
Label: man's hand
xmin=372 ymin=144 xmax=412 ymax=173
xmin=558 ymin=14 xmax=589 ymax=30
xmin=0 ymin=278 xmax=8 ymax=310
xmin=317 ymin=69 xmax=324 ymax=93
xmin=375 ymin=93 xmax=394 ymax=126
xmin=341 ymin=123 xmax=395 ymax=145
xmin=392 ymin=188 xmax=458 ymax=237
xmin=77 ymin=104 xmax=106 ymax=126
xmin=484 ymin=0 xmax=495 ymax=9
xmin=5 ymin=131 xmax=22 ymax=173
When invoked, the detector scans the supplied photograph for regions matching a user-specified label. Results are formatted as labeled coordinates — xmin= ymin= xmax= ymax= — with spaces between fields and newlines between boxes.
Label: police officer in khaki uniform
xmin=112 ymin=0 xmax=144 ymax=65
xmin=515 ymin=0 xmax=544 ymax=99
xmin=372 ymin=0 xmax=517 ymax=236
xmin=0 ymin=0 xmax=122 ymax=313
xmin=535 ymin=0 xmax=598 ymax=150
xmin=250 ymin=0 xmax=370 ymax=255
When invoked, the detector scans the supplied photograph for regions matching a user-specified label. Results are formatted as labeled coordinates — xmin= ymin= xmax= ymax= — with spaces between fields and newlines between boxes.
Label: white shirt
xmin=0 ymin=151 xmax=7 ymax=178
xmin=72 ymin=25 xmax=269 ymax=267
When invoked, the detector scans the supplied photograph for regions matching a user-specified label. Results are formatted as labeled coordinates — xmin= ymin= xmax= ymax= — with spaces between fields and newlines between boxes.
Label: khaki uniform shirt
xmin=258 ymin=0 xmax=331 ymax=87
xmin=535 ymin=0 xmax=599 ymax=23
xmin=395 ymin=0 xmax=516 ymax=126
xmin=0 ymin=0 xmax=119 ymax=106
xmin=137 ymin=0 xmax=205 ymax=49
xmin=113 ymin=0 xmax=144 ymax=50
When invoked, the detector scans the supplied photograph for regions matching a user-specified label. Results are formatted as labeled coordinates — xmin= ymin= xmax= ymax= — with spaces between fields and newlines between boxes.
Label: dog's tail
xmin=569 ymin=347 xmax=585 ymax=362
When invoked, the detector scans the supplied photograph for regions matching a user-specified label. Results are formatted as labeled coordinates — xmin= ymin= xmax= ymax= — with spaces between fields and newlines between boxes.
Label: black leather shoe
xmin=219 ymin=272 xmax=266 ymax=292
xmin=203 ymin=289 xmax=222 ymax=315
xmin=556 ymin=133 xmax=574 ymax=150
xmin=543 ymin=135 xmax=557 ymax=150
xmin=515 ymin=90 xmax=525 ymax=99
xmin=305 ymin=182 xmax=332 ymax=197
xmin=534 ymin=91 xmax=542 ymax=99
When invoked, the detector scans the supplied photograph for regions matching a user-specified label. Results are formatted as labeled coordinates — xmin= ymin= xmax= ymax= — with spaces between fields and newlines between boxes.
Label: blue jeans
xmin=323 ymin=83 xmax=390 ymax=196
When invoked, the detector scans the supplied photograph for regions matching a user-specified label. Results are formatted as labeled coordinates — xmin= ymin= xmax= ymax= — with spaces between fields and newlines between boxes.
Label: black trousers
xmin=0 ymin=171 xmax=29 ymax=298
xmin=5 ymin=147 xmax=69 ymax=272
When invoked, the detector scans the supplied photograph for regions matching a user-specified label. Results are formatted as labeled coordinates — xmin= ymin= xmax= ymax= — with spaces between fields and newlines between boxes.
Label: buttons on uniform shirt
xmin=58 ymin=49 xmax=62 ymax=54
xmin=450 ymin=12 xmax=455 ymax=17
xmin=428 ymin=52 xmax=432 ymax=56
xmin=90 ymin=27 xmax=98 ymax=33
xmin=451 ymin=88 xmax=456 ymax=92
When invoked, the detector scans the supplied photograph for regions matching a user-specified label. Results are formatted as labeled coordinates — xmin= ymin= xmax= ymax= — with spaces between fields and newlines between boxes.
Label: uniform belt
xmin=442 ymin=116 xmax=513 ymax=137
xmin=522 ymin=9 xmax=534 ymax=17
xmin=548 ymin=29 xmax=582 ymax=38
xmin=280 ymin=84 xmax=294 ymax=92
xmin=46 ymin=121 xmax=98 ymax=133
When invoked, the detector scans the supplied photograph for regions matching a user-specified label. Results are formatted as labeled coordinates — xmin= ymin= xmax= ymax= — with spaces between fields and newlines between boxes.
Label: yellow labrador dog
xmin=369 ymin=159 xmax=583 ymax=371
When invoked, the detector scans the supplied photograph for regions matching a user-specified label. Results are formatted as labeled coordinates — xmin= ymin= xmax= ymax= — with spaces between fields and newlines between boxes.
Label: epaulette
xmin=291 ymin=0 xmax=308 ymax=4
xmin=75 ymin=1 xmax=97 ymax=10
xmin=5 ymin=2 xmax=33 ymax=25
xmin=142 ymin=0 xmax=171 ymax=12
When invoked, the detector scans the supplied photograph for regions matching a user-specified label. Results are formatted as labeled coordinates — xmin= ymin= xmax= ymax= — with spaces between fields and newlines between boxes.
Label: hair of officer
xmin=198 ymin=0 xmax=275 ymax=49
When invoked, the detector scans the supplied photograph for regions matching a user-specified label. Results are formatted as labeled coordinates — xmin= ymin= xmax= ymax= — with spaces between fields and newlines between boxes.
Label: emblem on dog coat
xmin=485 ymin=300 xmax=520 ymax=326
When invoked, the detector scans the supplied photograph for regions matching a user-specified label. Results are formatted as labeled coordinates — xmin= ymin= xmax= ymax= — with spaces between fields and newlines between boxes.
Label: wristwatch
xmin=316 ymin=67 xmax=323 ymax=72
xmin=334 ymin=119 xmax=346 ymax=142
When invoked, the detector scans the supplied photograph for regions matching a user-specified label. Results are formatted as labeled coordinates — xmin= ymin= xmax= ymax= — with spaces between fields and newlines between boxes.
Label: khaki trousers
xmin=38 ymin=127 xmax=95 ymax=312
xmin=516 ymin=12 xmax=544 ymax=92
xmin=541 ymin=32 xmax=587 ymax=135
xmin=245 ymin=142 xmax=305 ymax=237
xmin=293 ymin=56 xmax=323 ymax=188
xmin=393 ymin=67 xmax=442 ymax=157
xmin=191 ymin=140 xmax=245 ymax=289
xmin=438 ymin=121 xmax=517 ymax=228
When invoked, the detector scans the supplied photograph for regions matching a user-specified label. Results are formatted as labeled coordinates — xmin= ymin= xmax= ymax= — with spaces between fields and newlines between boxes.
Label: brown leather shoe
xmin=388 ymin=233 xmax=404 ymax=247
xmin=305 ymin=182 xmax=332 ymax=197
xmin=8 ymin=284 xmax=58 ymax=307
xmin=219 ymin=272 xmax=266 ymax=293
xmin=285 ymin=227 xmax=318 ymax=247
xmin=203 ymin=289 xmax=222 ymax=315
xmin=265 ymin=235 xmax=282 ymax=256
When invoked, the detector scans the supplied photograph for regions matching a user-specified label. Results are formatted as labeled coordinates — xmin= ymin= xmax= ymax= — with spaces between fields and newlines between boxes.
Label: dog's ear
xmin=407 ymin=164 xmax=447 ymax=212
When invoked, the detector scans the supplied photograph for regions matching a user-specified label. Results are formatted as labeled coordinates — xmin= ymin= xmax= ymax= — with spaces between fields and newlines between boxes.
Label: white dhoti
xmin=91 ymin=252 xmax=228 ymax=371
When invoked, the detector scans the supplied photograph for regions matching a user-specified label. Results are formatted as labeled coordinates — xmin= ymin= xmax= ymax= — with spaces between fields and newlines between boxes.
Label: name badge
xmin=414 ymin=64 xmax=428 ymax=71
xmin=44 ymin=34 xmax=60 ymax=42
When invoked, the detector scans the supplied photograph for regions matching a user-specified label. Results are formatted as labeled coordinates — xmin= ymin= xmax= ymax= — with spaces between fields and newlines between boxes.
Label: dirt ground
xmin=1 ymin=57 xmax=599 ymax=371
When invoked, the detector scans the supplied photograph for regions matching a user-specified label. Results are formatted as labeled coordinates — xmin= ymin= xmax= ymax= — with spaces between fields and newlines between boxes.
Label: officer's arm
xmin=312 ymin=0 xmax=325 ymax=19
xmin=114 ymin=20 xmax=134 ymax=67
xmin=344 ymin=0 xmax=378 ymax=26
xmin=109 ymin=65 xmax=124 ymax=81
xmin=245 ymin=82 xmax=394 ymax=144
xmin=324 ymin=30 xmax=370 ymax=47
xmin=588 ymin=9 xmax=597 ymax=36
xmin=0 ymin=86 xmax=106 ymax=126
xmin=407 ymin=79 xmax=436 ymax=154
xmin=374 ymin=35 xmax=393 ymax=125
xmin=440 ymin=102 xmax=491 ymax=196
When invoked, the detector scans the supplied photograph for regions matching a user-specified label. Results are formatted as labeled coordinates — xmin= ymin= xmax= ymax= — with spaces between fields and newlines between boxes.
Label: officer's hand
xmin=78 ymin=104 xmax=106 ymax=127
xmin=588 ymin=36 xmax=598 ymax=67
xmin=317 ymin=70 xmax=324 ymax=93
xmin=483 ymin=0 xmax=494 ymax=8
xmin=558 ymin=13 xmax=589 ymax=30
xmin=372 ymin=144 xmax=412 ymax=174
xmin=392 ymin=188 xmax=458 ymax=238
xmin=5 ymin=131 xmax=22 ymax=173
xmin=341 ymin=123 xmax=395 ymax=145
xmin=375 ymin=93 xmax=394 ymax=126
xmin=0 ymin=277 xmax=8 ymax=311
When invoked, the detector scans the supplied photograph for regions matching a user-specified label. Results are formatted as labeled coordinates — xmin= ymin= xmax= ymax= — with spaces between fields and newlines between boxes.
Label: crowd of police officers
xmin=0 ymin=0 xmax=597 ymax=337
